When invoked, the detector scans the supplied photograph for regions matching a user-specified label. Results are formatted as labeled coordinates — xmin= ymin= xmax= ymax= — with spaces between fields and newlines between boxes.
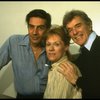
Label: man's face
xmin=28 ymin=17 xmax=47 ymax=46
xmin=66 ymin=16 xmax=91 ymax=46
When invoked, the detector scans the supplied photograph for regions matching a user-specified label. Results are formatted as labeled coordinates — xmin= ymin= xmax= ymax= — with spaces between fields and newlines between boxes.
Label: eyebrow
xmin=28 ymin=24 xmax=45 ymax=27
xmin=67 ymin=22 xmax=82 ymax=29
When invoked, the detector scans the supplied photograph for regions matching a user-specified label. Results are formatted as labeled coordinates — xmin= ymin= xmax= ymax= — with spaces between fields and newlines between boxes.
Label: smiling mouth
xmin=32 ymin=36 xmax=39 ymax=40
xmin=74 ymin=33 xmax=83 ymax=40
xmin=48 ymin=53 xmax=56 ymax=56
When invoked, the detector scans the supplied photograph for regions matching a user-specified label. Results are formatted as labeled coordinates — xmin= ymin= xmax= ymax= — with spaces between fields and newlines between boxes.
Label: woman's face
xmin=46 ymin=34 xmax=68 ymax=63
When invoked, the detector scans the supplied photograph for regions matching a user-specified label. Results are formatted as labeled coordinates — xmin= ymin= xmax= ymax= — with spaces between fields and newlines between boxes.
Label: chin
xmin=49 ymin=59 xmax=55 ymax=63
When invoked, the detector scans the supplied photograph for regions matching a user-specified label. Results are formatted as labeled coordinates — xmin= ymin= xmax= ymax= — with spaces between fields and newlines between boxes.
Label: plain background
xmin=0 ymin=1 xmax=100 ymax=98
xmin=0 ymin=1 xmax=100 ymax=45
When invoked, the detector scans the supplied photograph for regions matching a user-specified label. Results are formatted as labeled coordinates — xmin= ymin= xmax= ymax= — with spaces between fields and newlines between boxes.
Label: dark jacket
xmin=74 ymin=36 xmax=100 ymax=99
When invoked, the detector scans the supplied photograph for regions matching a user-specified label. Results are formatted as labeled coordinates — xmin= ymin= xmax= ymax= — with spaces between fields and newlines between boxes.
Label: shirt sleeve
xmin=0 ymin=36 xmax=11 ymax=69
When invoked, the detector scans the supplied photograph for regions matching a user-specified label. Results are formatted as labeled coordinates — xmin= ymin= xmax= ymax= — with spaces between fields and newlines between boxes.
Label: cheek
xmin=46 ymin=47 xmax=49 ymax=54
xmin=40 ymin=30 xmax=46 ymax=34
xmin=39 ymin=32 xmax=45 ymax=39
xmin=69 ymin=32 xmax=73 ymax=37
xmin=53 ymin=50 xmax=65 ymax=62
xmin=28 ymin=28 xmax=33 ymax=33
xmin=57 ymin=48 xmax=65 ymax=57
xmin=28 ymin=32 xmax=32 ymax=37
xmin=83 ymin=33 xmax=89 ymax=42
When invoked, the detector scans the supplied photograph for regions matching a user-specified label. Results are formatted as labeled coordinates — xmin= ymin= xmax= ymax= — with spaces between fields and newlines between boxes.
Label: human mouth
xmin=74 ymin=33 xmax=83 ymax=41
xmin=48 ymin=53 xmax=55 ymax=57
xmin=32 ymin=36 xmax=39 ymax=40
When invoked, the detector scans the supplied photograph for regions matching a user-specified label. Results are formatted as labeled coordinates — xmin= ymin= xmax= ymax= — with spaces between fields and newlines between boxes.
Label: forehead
xmin=67 ymin=16 xmax=83 ymax=27
xmin=47 ymin=34 xmax=62 ymax=41
xmin=29 ymin=17 xmax=46 ymax=25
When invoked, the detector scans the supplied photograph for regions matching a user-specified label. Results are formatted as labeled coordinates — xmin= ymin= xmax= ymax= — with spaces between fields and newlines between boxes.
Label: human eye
xmin=28 ymin=24 xmax=34 ymax=30
xmin=46 ymin=42 xmax=51 ymax=47
xmin=54 ymin=42 xmax=60 ymax=47
xmin=75 ymin=23 xmax=81 ymax=29
xmin=38 ymin=25 xmax=46 ymax=30
xmin=67 ymin=28 xmax=73 ymax=33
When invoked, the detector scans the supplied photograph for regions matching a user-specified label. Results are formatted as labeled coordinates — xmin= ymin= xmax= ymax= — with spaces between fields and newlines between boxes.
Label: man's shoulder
xmin=9 ymin=34 xmax=25 ymax=39
xmin=93 ymin=35 xmax=100 ymax=46
xmin=9 ymin=34 xmax=27 ymax=42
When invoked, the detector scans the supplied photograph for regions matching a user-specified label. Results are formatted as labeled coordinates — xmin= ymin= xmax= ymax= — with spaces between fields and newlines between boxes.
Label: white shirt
xmin=44 ymin=55 xmax=82 ymax=99
xmin=84 ymin=31 xmax=96 ymax=51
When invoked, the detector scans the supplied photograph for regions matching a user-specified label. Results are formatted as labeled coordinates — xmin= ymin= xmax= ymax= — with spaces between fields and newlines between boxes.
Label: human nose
xmin=71 ymin=27 xmax=77 ymax=35
xmin=49 ymin=45 xmax=54 ymax=51
xmin=33 ymin=27 xmax=38 ymax=35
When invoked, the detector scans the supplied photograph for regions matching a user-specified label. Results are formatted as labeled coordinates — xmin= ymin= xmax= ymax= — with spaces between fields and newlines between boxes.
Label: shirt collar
xmin=19 ymin=34 xmax=29 ymax=45
xmin=84 ymin=31 xmax=96 ymax=51
xmin=18 ymin=34 xmax=30 ymax=50
xmin=51 ymin=55 xmax=68 ymax=69
xmin=18 ymin=34 xmax=45 ymax=53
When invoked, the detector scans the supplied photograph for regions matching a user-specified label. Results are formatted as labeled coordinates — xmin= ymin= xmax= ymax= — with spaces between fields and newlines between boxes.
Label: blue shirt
xmin=0 ymin=34 xmax=50 ymax=95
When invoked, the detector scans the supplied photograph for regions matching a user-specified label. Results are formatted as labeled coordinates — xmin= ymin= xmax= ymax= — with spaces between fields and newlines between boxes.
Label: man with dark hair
xmin=0 ymin=9 xmax=51 ymax=98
